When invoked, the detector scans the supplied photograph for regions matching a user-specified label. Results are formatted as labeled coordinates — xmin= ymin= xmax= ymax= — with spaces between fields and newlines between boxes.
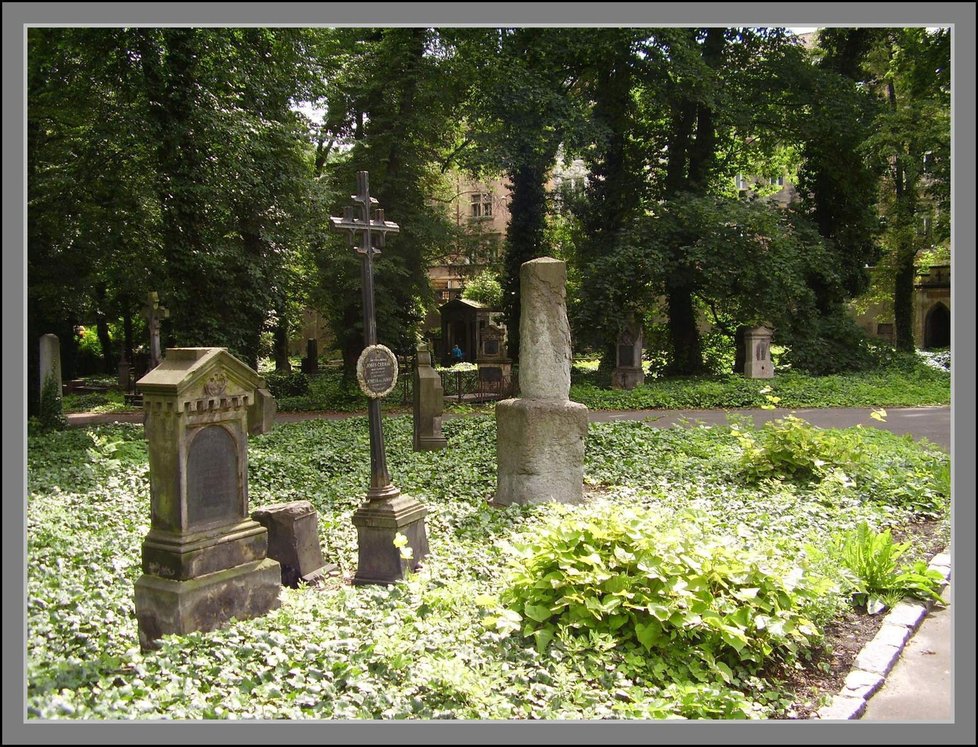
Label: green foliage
xmin=460 ymin=271 xmax=503 ymax=308
xmin=819 ymin=522 xmax=945 ymax=612
xmin=570 ymin=360 xmax=949 ymax=411
xmin=264 ymin=370 xmax=311 ymax=399
xmin=37 ymin=374 xmax=67 ymax=431
xmin=27 ymin=377 xmax=948 ymax=720
xmin=494 ymin=505 xmax=827 ymax=677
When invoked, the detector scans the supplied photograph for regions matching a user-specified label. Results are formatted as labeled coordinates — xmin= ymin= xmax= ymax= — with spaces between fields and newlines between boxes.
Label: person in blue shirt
xmin=451 ymin=343 xmax=464 ymax=362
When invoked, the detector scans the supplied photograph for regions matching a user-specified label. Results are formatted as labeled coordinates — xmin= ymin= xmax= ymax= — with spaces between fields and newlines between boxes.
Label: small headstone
xmin=495 ymin=258 xmax=588 ymax=506
xmin=38 ymin=333 xmax=62 ymax=403
xmin=611 ymin=321 xmax=645 ymax=390
xmin=133 ymin=347 xmax=281 ymax=650
xmin=743 ymin=326 xmax=774 ymax=379
xmin=251 ymin=501 xmax=332 ymax=587
xmin=118 ymin=354 xmax=133 ymax=391
xmin=413 ymin=344 xmax=447 ymax=451
xmin=301 ymin=338 xmax=319 ymax=374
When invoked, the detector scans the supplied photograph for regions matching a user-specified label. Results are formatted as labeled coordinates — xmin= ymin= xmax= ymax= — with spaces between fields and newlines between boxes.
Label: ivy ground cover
xmin=26 ymin=414 xmax=948 ymax=720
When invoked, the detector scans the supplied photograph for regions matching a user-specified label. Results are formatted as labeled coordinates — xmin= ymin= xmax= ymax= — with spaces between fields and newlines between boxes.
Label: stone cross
xmin=142 ymin=291 xmax=169 ymax=370
xmin=330 ymin=171 xmax=428 ymax=586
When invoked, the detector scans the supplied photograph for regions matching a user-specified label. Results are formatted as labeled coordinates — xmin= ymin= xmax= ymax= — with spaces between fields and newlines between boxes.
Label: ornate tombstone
xmin=611 ymin=321 xmax=645 ymax=390
xmin=133 ymin=347 xmax=280 ymax=650
xmin=743 ymin=326 xmax=774 ymax=379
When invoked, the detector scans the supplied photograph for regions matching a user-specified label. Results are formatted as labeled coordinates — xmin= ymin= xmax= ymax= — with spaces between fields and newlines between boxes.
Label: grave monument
xmin=330 ymin=171 xmax=429 ymax=584
xmin=133 ymin=347 xmax=280 ymax=650
xmin=413 ymin=343 xmax=448 ymax=451
xmin=495 ymin=258 xmax=588 ymax=505
xmin=743 ymin=326 xmax=774 ymax=379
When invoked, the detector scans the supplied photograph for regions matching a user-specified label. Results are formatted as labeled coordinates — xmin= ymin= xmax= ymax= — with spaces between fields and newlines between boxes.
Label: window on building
xmin=735 ymin=174 xmax=748 ymax=191
xmin=470 ymin=192 xmax=492 ymax=219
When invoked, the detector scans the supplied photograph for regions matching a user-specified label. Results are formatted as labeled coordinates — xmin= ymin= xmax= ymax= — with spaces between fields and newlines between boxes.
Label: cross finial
xmin=330 ymin=171 xmax=399 ymax=256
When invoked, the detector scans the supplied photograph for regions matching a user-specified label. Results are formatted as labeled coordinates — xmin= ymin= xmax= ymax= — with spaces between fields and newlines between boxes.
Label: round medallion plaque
xmin=356 ymin=344 xmax=399 ymax=399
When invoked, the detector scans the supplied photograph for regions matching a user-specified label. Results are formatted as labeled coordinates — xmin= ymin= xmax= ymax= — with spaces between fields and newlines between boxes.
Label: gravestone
xmin=413 ymin=343 xmax=447 ymax=451
xmin=251 ymin=501 xmax=333 ymax=587
xmin=133 ymin=347 xmax=281 ymax=650
xmin=611 ymin=321 xmax=645 ymax=390
xmin=743 ymin=326 xmax=774 ymax=379
xmin=301 ymin=338 xmax=319 ymax=374
xmin=331 ymin=171 xmax=429 ymax=586
xmin=38 ymin=333 xmax=62 ymax=402
xmin=495 ymin=258 xmax=588 ymax=505
xmin=477 ymin=322 xmax=512 ymax=394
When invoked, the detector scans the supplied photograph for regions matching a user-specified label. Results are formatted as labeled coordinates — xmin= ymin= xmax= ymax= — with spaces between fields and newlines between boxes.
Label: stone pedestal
xmin=744 ymin=326 xmax=774 ymax=379
xmin=351 ymin=493 xmax=429 ymax=585
xmin=134 ymin=347 xmax=281 ymax=650
xmin=413 ymin=344 xmax=448 ymax=451
xmin=495 ymin=398 xmax=588 ymax=505
xmin=252 ymin=501 xmax=330 ymax=587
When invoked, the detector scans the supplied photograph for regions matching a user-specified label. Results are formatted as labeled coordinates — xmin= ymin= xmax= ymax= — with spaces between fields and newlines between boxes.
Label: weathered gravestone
xmin=251 ymin=501 xmax=334 ymax=587
xmin=38 ymin=333 xmax=62 ymax=402
xmin=133 ymin=347 xmax=280 ymax=650
xmin=301 ymin=338 xmax=319 ymax=374
xmin=743 ymin=326 xmax=774 ymax=379
xmin=413 ymin=343 xmax=448 ymax=451
xmin=331 ymin=171 xmax=429 ymax=585
xmin=611 ymin=320 xmax=645 ymax=390
xmin=495 ymin=258 xmax=588 ymax=505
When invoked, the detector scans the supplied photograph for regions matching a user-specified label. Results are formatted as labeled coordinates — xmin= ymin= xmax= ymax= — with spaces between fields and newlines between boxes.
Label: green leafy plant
xmin=38 ymin=374 xmax=67 ymax=431
xmin=823 ymin=522 xmax=945 ymax=613
xmin=491 ymin=505 xmax=827 ymax=678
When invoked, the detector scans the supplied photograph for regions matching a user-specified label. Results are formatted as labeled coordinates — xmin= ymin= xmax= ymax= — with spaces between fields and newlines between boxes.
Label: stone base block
xmin=141 ymin=519 xmax=269 ymax=581
xmin=744 ymin=361 xmax=774 ymax=379
xmin=251 ymin=501 xmax=328 ymax=587
xmin=135 ymin=558 xmax=281 ymax=651
xmin=611 ymin=366 xmax=645 ymax=390
xmin=495 ymin=398 xmax=588 ymax=506
xmin=352 ymin=493 xmax=429 ymax=585
xmin=414 ymin=433 xmax=448 ymax=451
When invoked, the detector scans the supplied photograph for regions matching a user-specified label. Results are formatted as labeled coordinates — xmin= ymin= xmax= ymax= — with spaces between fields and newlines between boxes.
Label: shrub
xmin=778 ymin=313 xmax=881 ymax=375
xmin=491 ymin=505 xmax=827 ymax=681
xmin=38 ymin=374 xmax=67 ymax=431
xmin=820 ymin=522 xmax=945 ymax=613
xmin=264 ymin=370 xmax=310 ymax=398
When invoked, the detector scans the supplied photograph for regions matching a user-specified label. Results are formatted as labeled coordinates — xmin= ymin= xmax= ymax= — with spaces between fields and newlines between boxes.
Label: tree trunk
xmin=274 ymin=313 xmax=291 ymax=372
xmin=503 ymin=160 xmax=551 ymax=362
xmin=666 ymin=279 xmax=704 ymax=376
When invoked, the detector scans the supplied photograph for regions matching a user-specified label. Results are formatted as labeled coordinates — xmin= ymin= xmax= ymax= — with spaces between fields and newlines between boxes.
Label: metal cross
xmin=329 ymin=171 xmax=400 ymax=348
xmin=330 ymin=171 xmax=400 ymax=500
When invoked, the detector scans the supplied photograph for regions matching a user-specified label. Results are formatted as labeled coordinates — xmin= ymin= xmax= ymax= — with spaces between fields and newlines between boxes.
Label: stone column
xmin=39 ymin=334 xmax=62 ymax=403
xmin=495 ymin=258 xmax=588 ymax=505
xmin=743 ymin=326 xmax=774 ymax=379
xmin=413 ymin=344 xmax=448 ymax=451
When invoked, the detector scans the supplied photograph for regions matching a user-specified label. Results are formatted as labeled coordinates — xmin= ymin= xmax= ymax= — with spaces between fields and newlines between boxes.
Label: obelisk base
xmin=494 ymin=398 xmax=588 ymax=506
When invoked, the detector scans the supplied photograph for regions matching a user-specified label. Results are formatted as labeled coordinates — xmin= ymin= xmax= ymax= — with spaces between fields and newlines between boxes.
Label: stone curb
xmin=815 ymin=550 xmax=951 ymax=720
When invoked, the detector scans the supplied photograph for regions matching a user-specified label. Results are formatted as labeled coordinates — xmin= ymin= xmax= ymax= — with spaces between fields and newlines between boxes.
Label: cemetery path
xmin=64 ymin=404 xmax=955 ymax=721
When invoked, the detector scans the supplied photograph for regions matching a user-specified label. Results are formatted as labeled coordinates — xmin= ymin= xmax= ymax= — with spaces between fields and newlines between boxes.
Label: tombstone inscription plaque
xmin=186 ymin=425 xmax=240 ymax=528
xmin=357 ymin=344 xmax=399 ymax=399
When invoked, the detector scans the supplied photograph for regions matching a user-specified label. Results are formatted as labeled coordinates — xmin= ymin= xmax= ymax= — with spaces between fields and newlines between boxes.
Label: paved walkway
xmin=65 ymin=404 xmax=953 ymax=721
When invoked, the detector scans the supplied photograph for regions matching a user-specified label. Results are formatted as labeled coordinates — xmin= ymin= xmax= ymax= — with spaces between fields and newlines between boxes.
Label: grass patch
xmin=26 ymin=413 xmax=949 ymax=720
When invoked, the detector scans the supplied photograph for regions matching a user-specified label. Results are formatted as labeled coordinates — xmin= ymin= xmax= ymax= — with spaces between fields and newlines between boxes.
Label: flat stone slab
xmin=853 ymin=640 xmax=902 ymax=675
xmin=842 ymin=669 xmax=885 ymax=700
